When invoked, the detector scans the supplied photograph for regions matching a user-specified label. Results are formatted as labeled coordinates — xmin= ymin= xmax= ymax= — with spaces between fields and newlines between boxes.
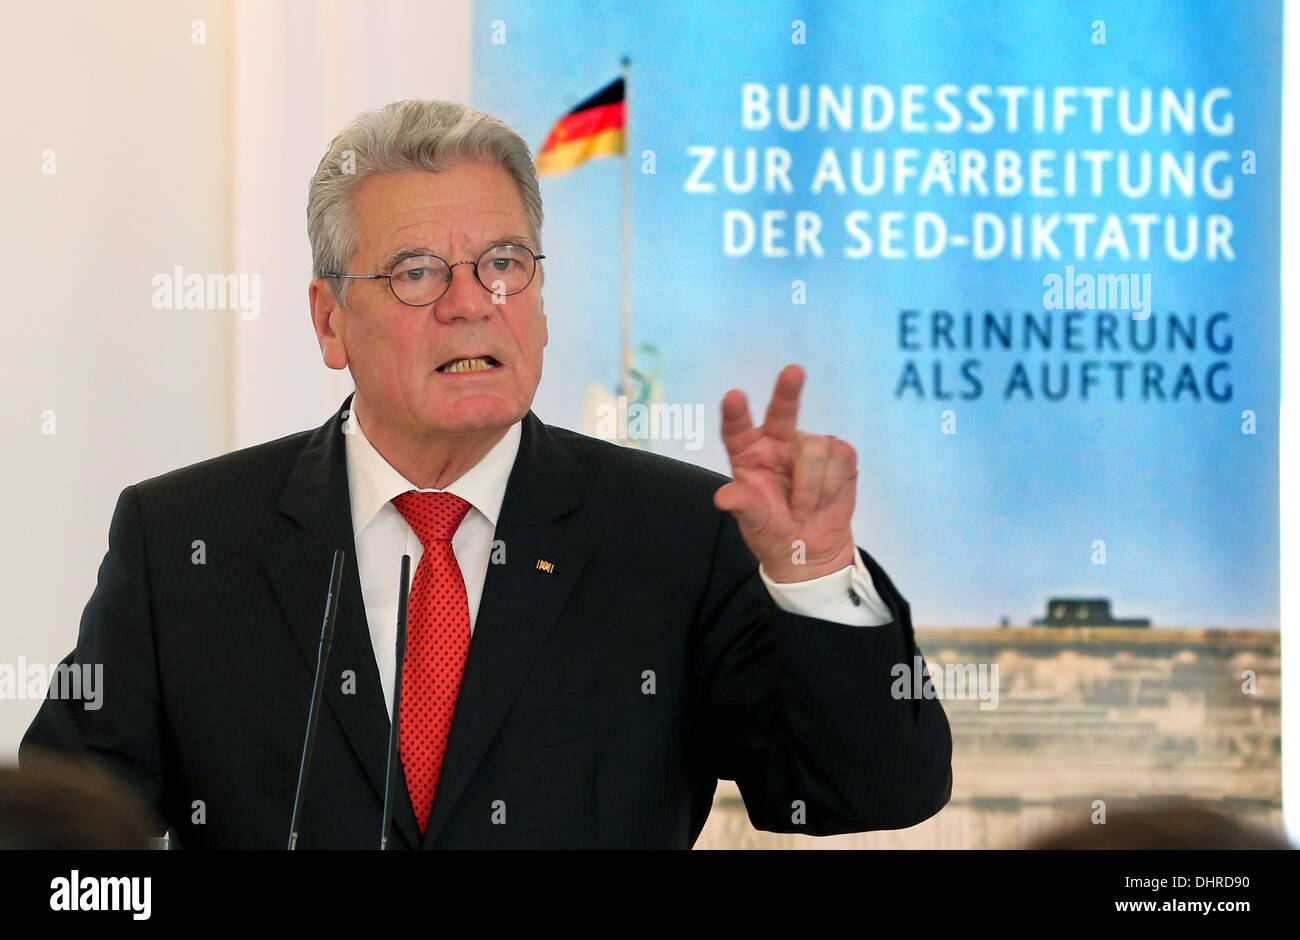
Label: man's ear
xmin=309 ymin=279 xmax=349 ymax=370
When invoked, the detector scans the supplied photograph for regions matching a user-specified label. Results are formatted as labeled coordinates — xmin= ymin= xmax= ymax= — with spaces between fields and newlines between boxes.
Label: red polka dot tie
xmin=391 ymin=491 xmax=473 ymax=834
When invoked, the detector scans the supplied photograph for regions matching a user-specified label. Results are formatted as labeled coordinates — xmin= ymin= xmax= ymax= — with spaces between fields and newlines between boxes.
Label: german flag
xmin=535 ymin=78 xmax=625 ymax=176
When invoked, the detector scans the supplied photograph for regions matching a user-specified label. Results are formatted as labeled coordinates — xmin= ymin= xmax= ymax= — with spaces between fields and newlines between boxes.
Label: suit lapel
xmin=262 ymin=397 xmax=421 ymax=849
xmin=421 ymin=410 xmax=591 ymax=847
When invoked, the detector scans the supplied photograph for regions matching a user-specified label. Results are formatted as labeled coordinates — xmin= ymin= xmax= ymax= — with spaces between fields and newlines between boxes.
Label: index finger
xmin=720 ymin=388 xmax=760 ymax=456
xmin=762 ymin=364 xmax=805 ymax=442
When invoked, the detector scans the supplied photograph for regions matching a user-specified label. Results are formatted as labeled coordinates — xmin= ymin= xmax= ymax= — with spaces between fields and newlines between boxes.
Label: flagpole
xmin=618 ymin=55 xmax=632 ymax=406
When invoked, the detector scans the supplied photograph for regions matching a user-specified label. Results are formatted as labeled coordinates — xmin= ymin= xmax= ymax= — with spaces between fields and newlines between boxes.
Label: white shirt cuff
xmin=759 ymin=549 xmax=894 ymax=626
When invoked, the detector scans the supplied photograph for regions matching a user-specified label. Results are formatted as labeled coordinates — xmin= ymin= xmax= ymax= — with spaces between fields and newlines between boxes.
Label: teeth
xmin=441 ymin=357 xmax=496 ymax=373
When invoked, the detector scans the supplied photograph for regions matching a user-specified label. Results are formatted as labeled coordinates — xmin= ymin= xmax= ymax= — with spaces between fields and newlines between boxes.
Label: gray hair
xmin=307 ymin=99 xmax=543 ymax=304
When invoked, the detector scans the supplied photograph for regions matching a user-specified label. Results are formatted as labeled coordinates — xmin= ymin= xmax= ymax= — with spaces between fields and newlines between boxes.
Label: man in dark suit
xmin=22 ymin=100 xmax=951 ymax=848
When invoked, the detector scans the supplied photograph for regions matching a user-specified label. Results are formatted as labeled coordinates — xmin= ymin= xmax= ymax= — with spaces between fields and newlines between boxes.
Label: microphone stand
xmin=286 ymin=549 xmax=346 ymax=850
xmin=381 ymin=555 xmax=412 ymax=849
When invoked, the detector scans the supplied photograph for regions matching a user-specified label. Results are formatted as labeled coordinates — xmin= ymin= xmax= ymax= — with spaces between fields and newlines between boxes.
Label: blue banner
xmin=473 ymin=0 xmax=1282 ymax=627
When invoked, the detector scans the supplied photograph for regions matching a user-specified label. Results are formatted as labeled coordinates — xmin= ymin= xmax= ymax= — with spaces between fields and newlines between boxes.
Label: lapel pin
xmin=535 ymin=558 xmax=556 ymax=574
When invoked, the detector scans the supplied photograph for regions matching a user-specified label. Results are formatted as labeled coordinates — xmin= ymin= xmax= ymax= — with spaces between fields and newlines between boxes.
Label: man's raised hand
xmin=713 ymin=364 xmax=858 ymax=582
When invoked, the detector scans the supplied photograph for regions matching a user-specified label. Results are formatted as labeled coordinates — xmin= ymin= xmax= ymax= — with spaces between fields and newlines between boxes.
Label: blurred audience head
xmin=1028 ymin=802 xmax=1292 ymax=849
xmin=0 ymin=752 xmax=161 ymax=849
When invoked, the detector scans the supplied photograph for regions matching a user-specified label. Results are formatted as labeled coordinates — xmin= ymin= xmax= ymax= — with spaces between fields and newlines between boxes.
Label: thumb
xmin=713 ymin=480 xmax=766 ymax=532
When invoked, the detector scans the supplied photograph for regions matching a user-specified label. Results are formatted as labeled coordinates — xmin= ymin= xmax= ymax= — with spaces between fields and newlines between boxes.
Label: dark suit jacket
xmin=22 ymin=396 xmax=952 ymax=848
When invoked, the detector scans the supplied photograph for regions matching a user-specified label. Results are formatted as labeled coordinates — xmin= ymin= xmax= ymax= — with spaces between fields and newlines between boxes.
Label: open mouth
xmin=436 ymin=355 xmax=501 ymax=374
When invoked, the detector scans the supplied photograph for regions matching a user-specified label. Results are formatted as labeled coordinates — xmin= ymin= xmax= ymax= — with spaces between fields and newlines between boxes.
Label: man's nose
xmin=433 ymin=260 xmax=492 ymax=322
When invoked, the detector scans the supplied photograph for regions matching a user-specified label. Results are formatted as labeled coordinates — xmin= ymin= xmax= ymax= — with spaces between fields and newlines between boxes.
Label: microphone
xmin=287 ymin=549 xmax=346 ymax=850
xmin=381 ymin=554 xmax=412 ymax=849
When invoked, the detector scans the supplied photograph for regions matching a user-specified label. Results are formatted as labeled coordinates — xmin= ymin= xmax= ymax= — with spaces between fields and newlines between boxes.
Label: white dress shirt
xmin=344 ymin=411 xmax=893 ymax=714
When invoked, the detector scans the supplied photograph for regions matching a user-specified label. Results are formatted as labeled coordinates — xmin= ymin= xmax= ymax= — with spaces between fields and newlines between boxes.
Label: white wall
xmin=1279 ymin=0 xmax=1298 ymax=848
xmin=0 ymin=0 xmax=234 ymax=758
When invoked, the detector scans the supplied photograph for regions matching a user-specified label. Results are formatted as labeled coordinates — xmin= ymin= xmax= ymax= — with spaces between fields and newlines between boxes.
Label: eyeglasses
xmin=323 ymin=244 xmax=545 ymax=306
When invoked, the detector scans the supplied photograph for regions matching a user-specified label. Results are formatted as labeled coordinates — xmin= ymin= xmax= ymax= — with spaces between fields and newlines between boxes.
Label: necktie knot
xmin=392 ymin=491 xmax=472 ymax=545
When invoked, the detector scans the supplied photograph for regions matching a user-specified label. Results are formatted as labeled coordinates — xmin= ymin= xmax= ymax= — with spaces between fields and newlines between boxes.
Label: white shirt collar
xmin=344 ymin=403 xmax=523 ymax=536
